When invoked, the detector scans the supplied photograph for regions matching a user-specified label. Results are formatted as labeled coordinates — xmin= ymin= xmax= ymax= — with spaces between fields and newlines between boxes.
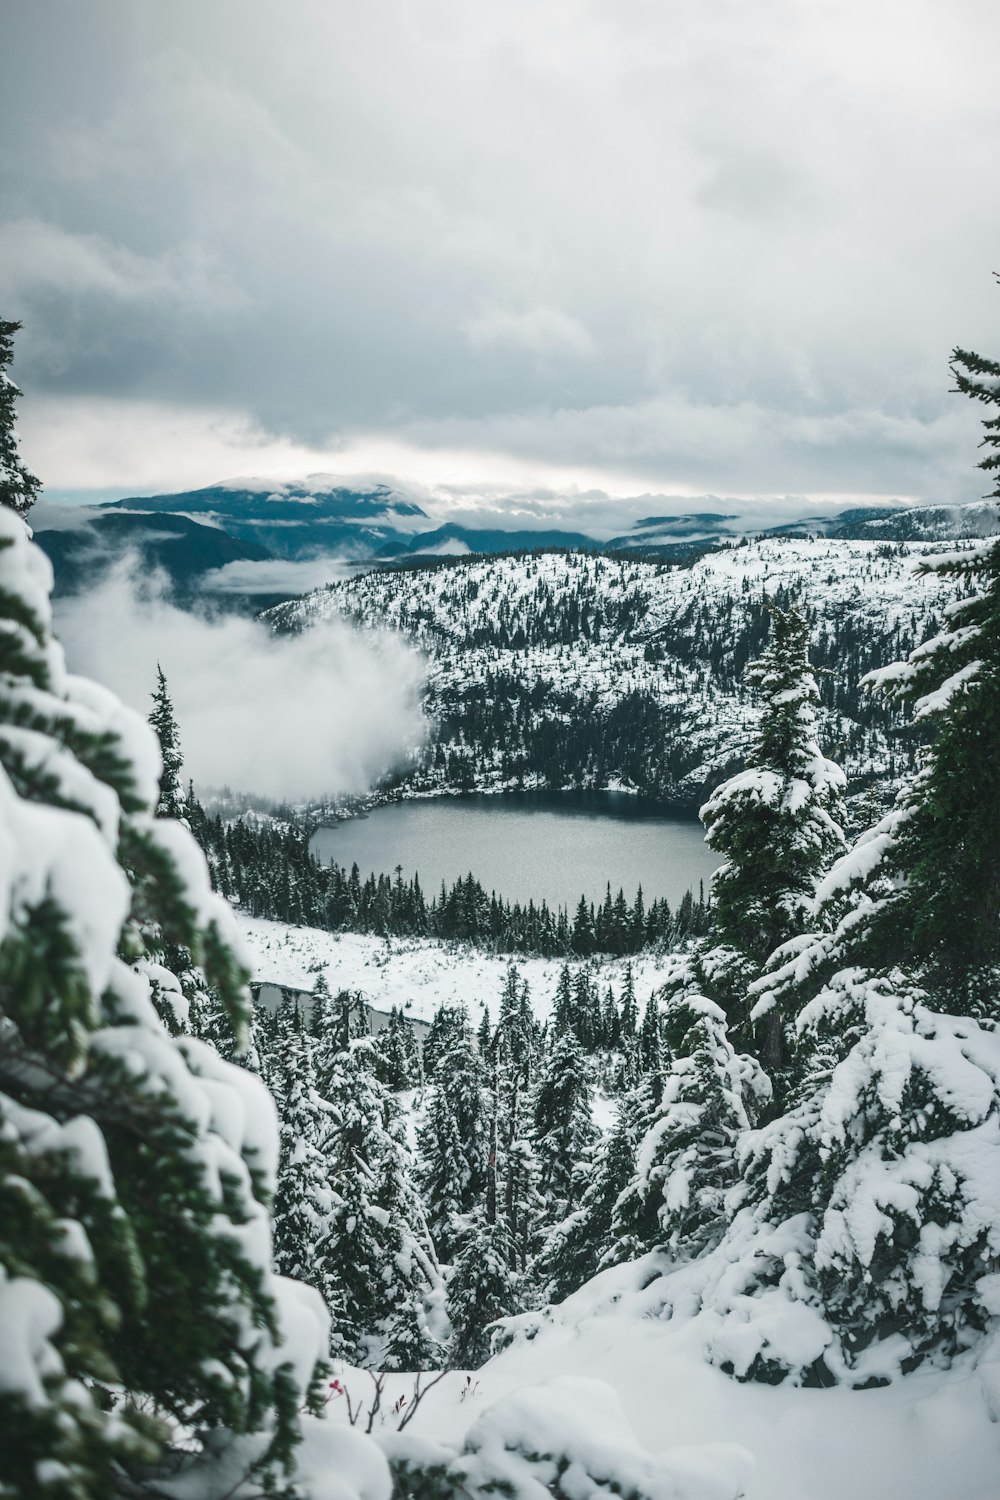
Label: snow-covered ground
xmin=320 ymin=1260 xmax=1000 ymax=1500
xmin=237 ymin=914 xmax=673 ymax=1024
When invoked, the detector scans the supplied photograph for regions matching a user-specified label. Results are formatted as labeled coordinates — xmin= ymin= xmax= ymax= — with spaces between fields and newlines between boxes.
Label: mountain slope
xmin=264 ymin=537 xmax=970 ymax=811
xmin=33 ymin=507 xmax=273 ymax=602
xmin=101 ymin=475 xmax=428 ymax=559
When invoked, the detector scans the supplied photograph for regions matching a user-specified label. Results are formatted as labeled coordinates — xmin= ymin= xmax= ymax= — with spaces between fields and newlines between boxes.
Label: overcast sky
xmin=4 ymin=0 xmax=1000 ymax=523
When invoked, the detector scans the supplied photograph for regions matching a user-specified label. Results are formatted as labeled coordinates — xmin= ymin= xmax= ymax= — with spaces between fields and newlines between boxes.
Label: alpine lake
xmin=309 ymin=790 xmax=719 ymax=913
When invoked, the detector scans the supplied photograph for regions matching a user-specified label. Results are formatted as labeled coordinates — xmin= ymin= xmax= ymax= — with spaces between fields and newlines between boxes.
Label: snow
xmin=0 ymin=1271 xmax=65 ymax=1405
xmin=237 ymin=915 xmax=678 ymax=1025
xmin=305 ymin=1272 xmax=1000 ymax=1500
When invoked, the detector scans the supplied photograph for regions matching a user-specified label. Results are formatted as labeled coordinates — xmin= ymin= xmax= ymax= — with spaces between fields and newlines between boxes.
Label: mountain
xmin=264 ymin=534 xmax=970 ymax=813
xmin=100 ymin=476 xmax=428 ymax=559
xmin=375 ymin=521 xmax=599 ymax=558
xmin=99 ymin=477 xmax=999 ymax=567
xmin=607 ymin=500 xmax=1000 ymax=549
xmin=33 ymin=508 xmax=273 ymax=604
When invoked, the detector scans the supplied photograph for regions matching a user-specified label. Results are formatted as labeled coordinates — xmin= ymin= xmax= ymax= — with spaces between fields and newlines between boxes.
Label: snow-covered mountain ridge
xmin=265 ymin=536 xmax=976 ymax=809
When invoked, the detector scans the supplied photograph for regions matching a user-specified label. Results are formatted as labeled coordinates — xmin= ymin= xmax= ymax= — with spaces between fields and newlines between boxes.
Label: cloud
xmin=200 ymin=554 xmax=354 ymax=594
xmin=54 ymin=558 xmax=425 ymax=802
xmin=4 ymin=0 xmax=1000 ymax=505
xmin=0 ymin=218 xmax=244 ymax=309
xmin=463 ymin=306 xmax=594 ymax=360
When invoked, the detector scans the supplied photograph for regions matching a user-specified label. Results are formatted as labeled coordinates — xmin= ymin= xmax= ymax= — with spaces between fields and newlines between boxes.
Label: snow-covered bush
xmin=381 ymin=1377 xmax=752 ymax=1500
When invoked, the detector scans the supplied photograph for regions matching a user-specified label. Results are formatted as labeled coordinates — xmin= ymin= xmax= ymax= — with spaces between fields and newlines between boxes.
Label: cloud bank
xmin=55 ymin=560 xmax=425 ymax=801
xmin=5 ymin=0 xmax=999 ymax=508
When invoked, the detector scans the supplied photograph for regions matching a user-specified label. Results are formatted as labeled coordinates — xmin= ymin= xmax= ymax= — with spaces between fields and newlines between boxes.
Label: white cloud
xmin=200 ymin=554 xmax=354 ymax=594
xmin=55 ymin=559 xmax=425 ymax=802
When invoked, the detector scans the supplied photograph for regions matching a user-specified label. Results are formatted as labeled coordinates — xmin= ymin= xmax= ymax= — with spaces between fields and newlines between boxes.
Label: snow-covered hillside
xmin=265 ymin=538 xmax=974 ymax=808
xmin=237 ymin=914 xmax=675 ymax=1025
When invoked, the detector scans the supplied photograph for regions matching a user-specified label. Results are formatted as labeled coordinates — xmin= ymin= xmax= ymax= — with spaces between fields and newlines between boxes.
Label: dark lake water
xmin=310 ymin=791 xmax=718 ymax=912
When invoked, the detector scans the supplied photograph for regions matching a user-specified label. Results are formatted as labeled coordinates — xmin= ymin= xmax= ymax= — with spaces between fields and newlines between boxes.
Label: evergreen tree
xmin=148 ymin=665 xmax=186 ymax=820
xmin=446 ymin=1207 xmax=519 ymax=1370
xmin=374 ymin=1004 xmax=420 ymax=1090
xmin=541 ymin=1102 xmax=636 ymax=1301
xmin=607 ymin=993 xmax=769 ymax=1269
xmin=532 ymin=1030 xmax=598 ymax=1221
xmin=684 ymin=331 xmax=1000 ymax=1384
xmin=422 ymin=1003 xmax=466 ymax=1078
xmin=700 ymin=604 xmax=846 ymax=1059
xmin=271 ymin=1025 xmax=335 ymax=1294
xmin=0 ymin=320 xmax=40 ymax=516
xmin=0 ymin=354 xmax=322 ymax=1497
xmin=316 ymin=1043 xmax=440 ymax=1369
xmin=638 ymin=992 xmax=663 ymax=1077
xmin=620 ymin=962 xmax=638 ymax=1039
xmin=417 ymin=1025 xmax=490 ymax=1261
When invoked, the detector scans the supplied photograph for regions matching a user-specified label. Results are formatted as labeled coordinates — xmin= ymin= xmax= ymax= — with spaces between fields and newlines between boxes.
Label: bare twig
xmin=364 ymin=1372 xmax=386 ymax=1434
xmin=396 ymin=1369 xmax=448 ymax=1432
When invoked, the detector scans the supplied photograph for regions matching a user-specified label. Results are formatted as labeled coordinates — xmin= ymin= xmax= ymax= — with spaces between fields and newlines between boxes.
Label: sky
xmin=4 ymin=0 xmax=1000 ymax=527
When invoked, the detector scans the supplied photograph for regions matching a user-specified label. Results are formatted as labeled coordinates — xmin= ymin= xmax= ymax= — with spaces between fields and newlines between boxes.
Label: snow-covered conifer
xmin=700 ymin=604 xmax=846 ymax=1058
xmin=532 ymin=1030 xmax=598 ymax=1221
xmin=0 ymin=363 xmax=325 ymax=1495
xmin=446 ymin=1208 xmax=519 ymax=1370
xmin=542 ymin=1101 xmax=636 ymax=1300
xmin=678 ymin=339 xmax=1000 ymax=1384
xmin=418 ymin=1023 xmax=490 ymax=1262
xmin=148 ymin=665 xmax=185 ymax=820
xmin=272 ymin=1023 xmax=334 ymax=1289
xmin=373 ymin=1004 xmax=420 ymax=1090
xmin=607 ymin=993 xmax=769 ymax=1270
xmin=0 ymin=320 xmax=40 ymax=516
xmin=317 ymin=1042 xmax=440 ymax=1369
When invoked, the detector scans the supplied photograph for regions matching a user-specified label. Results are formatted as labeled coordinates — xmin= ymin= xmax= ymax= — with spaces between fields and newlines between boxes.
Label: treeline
xmin=187 ymin=798 xmax=710 ymax=956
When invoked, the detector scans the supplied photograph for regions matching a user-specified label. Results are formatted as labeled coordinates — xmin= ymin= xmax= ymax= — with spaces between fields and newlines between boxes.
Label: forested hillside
xmin=266 ymin=539 xmax=963 ymax=811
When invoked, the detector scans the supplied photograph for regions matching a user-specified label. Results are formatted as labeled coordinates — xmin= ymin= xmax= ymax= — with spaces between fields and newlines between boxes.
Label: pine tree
xmin=532 ymin=1030 xmax=598 ymax=1221
xmin=607 ymin=993 xmax=769 ymax=1269
xmin=418 ymin=1025 xmax=490 ymax=1262
xmin=446 ymin=1208 xmax=519 ymax=1369
xmin=272 ymin=1025 xmax=335 ymax=1292
xmin=0 ymin=320 xmax=40 ymax=516
xmin=542 ymin=1102 xmax=636 ymax=1300
xmin=857 ymin=345 xmax=1000 ymax=981
xmin=620 ymin=962 xmax=638 ymax=1040
xmin=148 ymin=665 xmax=186 ymax=820
xmin=446 ymin=1105 xmax=519 ymax=1368
xmin=374 ymin=1004 xmax=420 ymax=1090
xmin=684 ymin=329 xmax=1000 ymax=1385
xmin=638 ymin=992 xmax=663 ymax=1077
xmin=700 ymin=603 xmax=846 ymax=1060
xmin=316 ymin=1042 xmax=440 ymax=1369
xmin=0 ymin=348 xmax=323 ymax=1497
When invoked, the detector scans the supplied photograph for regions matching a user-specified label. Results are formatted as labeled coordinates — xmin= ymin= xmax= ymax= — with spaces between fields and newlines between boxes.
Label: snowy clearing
xmin=237 ymin=915 xmax=676 ymax=1024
